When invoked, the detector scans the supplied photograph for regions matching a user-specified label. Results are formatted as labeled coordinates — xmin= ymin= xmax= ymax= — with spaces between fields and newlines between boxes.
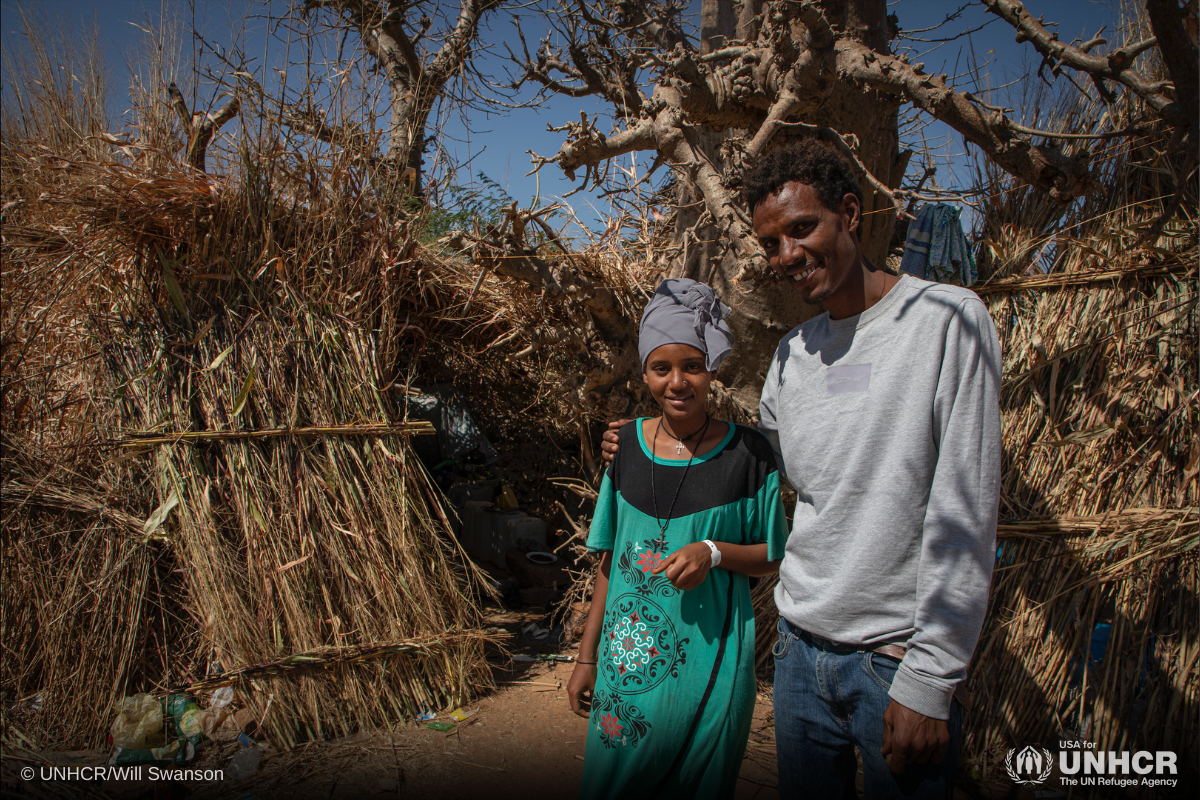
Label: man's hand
xmin=651 ymin=542 xmax=713 ymax=590
xmin=566 ymin=662 xmax=597 ymax=719
xmin=880 ymin=700 xmax=949 ymax=775
xmin=600 ymin=419 xmax=631 ymax=465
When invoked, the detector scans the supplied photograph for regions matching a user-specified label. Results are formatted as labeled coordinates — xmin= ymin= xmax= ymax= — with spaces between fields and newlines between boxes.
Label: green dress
xmin=580 ymin=420 xmax=788 ymax=800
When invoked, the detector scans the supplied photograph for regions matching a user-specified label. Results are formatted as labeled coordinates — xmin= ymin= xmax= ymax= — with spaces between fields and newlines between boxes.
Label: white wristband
xmin=703 ymin=539 xmax=722 ymax=567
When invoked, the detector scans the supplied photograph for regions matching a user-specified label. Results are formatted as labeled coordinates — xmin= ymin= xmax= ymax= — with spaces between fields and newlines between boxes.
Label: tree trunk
xmin=386 ymin=77 xmax=431 ymax=195
xmin=671 ymin=0 xmax=903 ymax=411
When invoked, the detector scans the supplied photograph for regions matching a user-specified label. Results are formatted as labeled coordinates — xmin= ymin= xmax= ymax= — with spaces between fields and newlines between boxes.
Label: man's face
xmin=752 ymin=181 xmax=861 ymax=309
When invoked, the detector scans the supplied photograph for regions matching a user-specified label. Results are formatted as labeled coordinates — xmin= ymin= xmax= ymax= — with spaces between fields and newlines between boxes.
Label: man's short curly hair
xmin=741 ymin=137 xmax=863 ymax=214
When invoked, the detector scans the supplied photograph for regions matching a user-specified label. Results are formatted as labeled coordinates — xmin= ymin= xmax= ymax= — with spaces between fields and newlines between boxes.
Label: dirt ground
xmin=1 ymin=605 xmax=778 ymax=800
xmin=20 ymin=655 xmax=776 ymax=800
xmin=6 ymin=608 xmax=1011 ymax=800
xmin=176 ymin=658 xmax=782 ymax=800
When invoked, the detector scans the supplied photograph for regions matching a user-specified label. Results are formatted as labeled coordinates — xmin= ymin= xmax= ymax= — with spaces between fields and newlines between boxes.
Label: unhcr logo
xmin=1005 ymin=745 xmax=1053 ymax=785
xmin=1003 ymin=742 xmax=1181 ymax=789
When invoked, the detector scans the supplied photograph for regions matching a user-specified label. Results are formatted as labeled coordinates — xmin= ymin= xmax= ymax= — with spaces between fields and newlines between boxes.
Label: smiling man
xmin=747 ymin=138 xmax=1002 ymax=799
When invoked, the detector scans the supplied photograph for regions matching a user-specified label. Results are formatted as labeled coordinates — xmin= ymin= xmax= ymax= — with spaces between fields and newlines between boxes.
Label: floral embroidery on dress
xmin=599 ymin=712 xmax=623 ymax=739
xmin=600 ymin=595 xmax=687 ymax=695
xmin=610 ymin=613 xmax=655 ymax=674
xmin=592 ymin=691 xmax=650 ymax=749
xmin=618 ymin=540 xmax=679 ymax=598
xmin=636 ymin=549 xmax=663 ymax=572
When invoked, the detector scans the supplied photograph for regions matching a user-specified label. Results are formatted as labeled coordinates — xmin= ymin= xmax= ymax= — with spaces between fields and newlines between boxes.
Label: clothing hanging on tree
xmin=899 ymin=203 xmax=978 ymax=287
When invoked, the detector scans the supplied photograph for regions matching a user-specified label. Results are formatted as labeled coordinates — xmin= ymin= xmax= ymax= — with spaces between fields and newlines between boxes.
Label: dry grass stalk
xmin=180 ymin=630 xmax=504 ymax=694
xmin=1 ymin=441 xmax=178 ymax=748
xmin=114 ymin=421 xmax=436 ymax=447
xmin=98 ymin=307 xmax=503 ymax=749
xmin=975 ymin=258 xmax=1194 ymax=294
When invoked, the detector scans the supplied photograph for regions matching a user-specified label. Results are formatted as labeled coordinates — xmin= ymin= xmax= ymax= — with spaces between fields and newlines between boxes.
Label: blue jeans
xmin=772 ymin=618 xmax=962 ymax=799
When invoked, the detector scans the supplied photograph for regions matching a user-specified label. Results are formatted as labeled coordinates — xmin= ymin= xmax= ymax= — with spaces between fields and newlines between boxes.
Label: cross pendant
xmin=675 ymin=441 xmax=684 ymax=454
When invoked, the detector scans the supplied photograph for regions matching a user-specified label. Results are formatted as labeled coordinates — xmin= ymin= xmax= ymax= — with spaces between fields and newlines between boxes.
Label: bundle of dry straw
xmin=104 ymin=307 xmax=499 ymax=748
xmin=1 ymin=92 xmax=519 ymax=747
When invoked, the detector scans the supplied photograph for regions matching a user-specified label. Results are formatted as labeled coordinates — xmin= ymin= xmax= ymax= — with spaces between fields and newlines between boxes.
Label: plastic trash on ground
xmin=206 ymin=709 xmax=244 ymax=742
xmin=520 ymin=622 xmax=550 ymax=640
xmin=4 ymin=693 xmax=43 ymax=717
xmin=496 ymin=484 xmax=519 ymax=510
xmin=110 ymin=694 xmax=165 ymax=750
xmin=194 ymin=707 xmax=232 ymax=740
xmin=448 ymin=708 xmax=476 ymax=722
xmin=228 ymin=744 xmax=262 ymax=780
xmin=424 ymin=721 xmax=455 ymax=732
xmin=167 ymin=694 xmax=206 ymax=747
xmin=210 ymin=687 xmax=235 ymax=708
xmin=112 ymin=739 xmax=193 ymax=766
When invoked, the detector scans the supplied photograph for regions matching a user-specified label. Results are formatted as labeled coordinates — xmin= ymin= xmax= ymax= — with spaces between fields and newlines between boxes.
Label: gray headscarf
xmin=638 ymin=278 xmax=734 ymax=372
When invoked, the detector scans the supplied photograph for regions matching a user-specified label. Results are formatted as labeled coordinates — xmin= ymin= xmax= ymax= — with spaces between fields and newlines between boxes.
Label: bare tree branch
xmin=167 ymin=82 xmax=240 ymax=173
xmin=553 ymin=113 xmax=657 ymax=182
xmin=527 ymin=0 xmax=1191 ymax=219
xmin=982 ymin=0 xmax=1178 ymax=124
xmin=1004 ymin=121 xmax=1147 ymax=140
xmin=512 ymin=1 xmax=659 ymax=117
xmin=168 ymin=83 xmax=192 ymax=131
xmin=282 ymin=103 xmax=376 ymax=157
xmin=299 ymin=0 xmax=509 ymax=193
xmin=427 ymin=0 xmax=504 ymax=85
xmin=837 ymin=41 xmax=1098 ymax=200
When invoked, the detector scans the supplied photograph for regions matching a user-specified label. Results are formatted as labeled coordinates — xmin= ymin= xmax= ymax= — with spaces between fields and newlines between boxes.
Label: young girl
xmin=567 ymin=278 xmax=788 ymax=799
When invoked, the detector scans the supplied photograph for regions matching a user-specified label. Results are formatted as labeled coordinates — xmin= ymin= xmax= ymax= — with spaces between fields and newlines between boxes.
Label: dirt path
xmin=181 ymin=658 xmax=780 ymax=800
xmin=11 ymin=607 xmax=999 ymax=800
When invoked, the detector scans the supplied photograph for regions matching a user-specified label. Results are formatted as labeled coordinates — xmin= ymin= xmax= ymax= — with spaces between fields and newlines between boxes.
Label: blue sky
xmin=3 ymin=0 xmax=1124 ymax=234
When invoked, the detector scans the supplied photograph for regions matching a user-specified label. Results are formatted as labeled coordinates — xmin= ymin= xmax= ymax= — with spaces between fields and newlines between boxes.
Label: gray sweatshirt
xmin=759 ymin=276 xmax=1001 ymax=719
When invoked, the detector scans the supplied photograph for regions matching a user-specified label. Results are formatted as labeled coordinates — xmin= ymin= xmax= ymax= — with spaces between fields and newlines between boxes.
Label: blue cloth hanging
xmin=899 ymin=203 xmax=977 ymax=286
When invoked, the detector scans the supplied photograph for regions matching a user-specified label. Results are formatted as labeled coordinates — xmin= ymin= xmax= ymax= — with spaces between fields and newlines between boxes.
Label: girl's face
xmin=642 ymin=343 xmax=713 ymax=426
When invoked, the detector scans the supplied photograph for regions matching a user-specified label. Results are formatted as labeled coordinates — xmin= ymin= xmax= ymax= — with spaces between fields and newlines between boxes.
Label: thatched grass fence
xmin=0 ymin=146 xmax=517 ymax=748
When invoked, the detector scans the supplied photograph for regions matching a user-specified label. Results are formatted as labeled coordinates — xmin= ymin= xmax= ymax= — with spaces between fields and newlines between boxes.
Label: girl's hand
xmin=652 ymin=542 xmax=713 ymax=590
xmin=567 ymin=662 xmax=597 ymax=718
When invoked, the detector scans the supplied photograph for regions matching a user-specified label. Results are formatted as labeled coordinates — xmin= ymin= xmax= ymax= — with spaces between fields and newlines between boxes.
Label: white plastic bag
xmin=110 ymin=694 xmax=165 ymax=750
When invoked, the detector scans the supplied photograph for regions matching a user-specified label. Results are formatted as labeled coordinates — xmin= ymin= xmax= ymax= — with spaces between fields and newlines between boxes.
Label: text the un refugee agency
xmin=1005 ymin=740 xmax=1179 ymax=790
